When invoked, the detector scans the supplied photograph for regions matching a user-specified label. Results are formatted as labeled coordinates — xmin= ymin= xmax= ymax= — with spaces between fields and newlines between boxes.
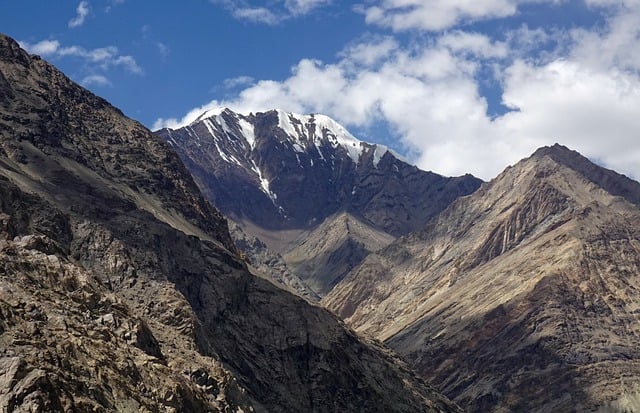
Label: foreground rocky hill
xmin=325 ymin=144 xmax=640 ymax=412
xmin=156 ymin=108 xmax=481 ymax=297
xmin=0 ymin=33 xmax=460 ymax=413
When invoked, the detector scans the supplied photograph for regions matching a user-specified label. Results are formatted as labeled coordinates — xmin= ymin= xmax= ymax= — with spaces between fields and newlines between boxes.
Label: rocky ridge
xmin=0 ymin=33 xmax=460 ymax=413
xmin=325 ymin=144 xmax=640 ymax=412
xmin=283 ymin=212 xmax=395 ymax=295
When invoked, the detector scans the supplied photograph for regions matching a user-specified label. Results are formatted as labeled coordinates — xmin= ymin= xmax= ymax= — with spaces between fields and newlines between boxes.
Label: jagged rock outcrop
xmin=325 ymin=144 xmax=640 ymax=412
xmin=0 ymin=33 xmax=460 ymax=413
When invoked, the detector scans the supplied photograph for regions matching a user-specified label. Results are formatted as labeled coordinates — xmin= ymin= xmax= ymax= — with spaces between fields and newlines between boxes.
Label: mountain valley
xmin=0 ymin=33 xmax=461 ymax=413
xmin=3 ymin=27 xmax=640 ymax=413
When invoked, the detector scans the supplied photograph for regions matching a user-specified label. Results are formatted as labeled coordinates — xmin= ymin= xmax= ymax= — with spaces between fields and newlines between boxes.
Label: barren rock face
xmin=0 ymin=181 xmax=253 ymax=413
xmin=0 ymin=33 xmax=460 ymax=413
xmin=326 ymin=144 xmax=640 ymax=412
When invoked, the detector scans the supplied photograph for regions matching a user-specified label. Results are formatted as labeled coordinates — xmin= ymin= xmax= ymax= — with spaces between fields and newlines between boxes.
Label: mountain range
xmin=0 ymin=33 xmax=460 ymax=412
xmin=155 ymin=94 xmax=640 ymax=412
xmin=4 ymin=28 xmax=640 ymax=413
xmin=155 ymin=108 xmax=481 ymax=296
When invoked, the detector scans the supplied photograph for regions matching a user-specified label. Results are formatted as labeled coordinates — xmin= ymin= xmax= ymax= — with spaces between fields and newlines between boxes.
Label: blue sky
xmin=2 ymin=1 xmax=640 ymax=180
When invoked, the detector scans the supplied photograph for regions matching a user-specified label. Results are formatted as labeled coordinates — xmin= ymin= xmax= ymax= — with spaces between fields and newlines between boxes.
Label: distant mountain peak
xmin=532 ymin=142 xmax=574 ymax=156
xmin=530 ymin=143 xmax=640 ymax=205
xmin=531 ymin=143 xmax=595 ymax=169
xmin=191 ymin=106 xmax=236 ymax=125
xmin=156 ymin=108 xmax=482 ymax=235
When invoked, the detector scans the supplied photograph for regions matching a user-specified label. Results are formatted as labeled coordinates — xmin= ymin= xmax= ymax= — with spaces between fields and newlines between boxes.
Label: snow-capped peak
xmin=274 ymin=109 xmax=391 ymax=166
xmin=188 ymin=107 xmax=395 ymax=167
xmin=191 ymin=107 xmax=232 ymax=125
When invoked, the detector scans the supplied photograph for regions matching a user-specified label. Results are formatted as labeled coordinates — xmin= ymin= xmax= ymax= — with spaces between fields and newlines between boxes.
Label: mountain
xmin=155 ymin=107 xmax=481 ymax=295
xmin=283 ymin=212 xmax=395 ymax=295
xmin=325 ymin=144 xmax=640 ymax=412
xmin=0 ymin=33 xmax=461 ymax=412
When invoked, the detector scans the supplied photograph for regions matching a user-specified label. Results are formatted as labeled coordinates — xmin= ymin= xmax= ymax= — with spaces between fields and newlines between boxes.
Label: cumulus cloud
xmin=356 ymin=0 xmax=521 ymax=31
xmin=159 ymin=1 xmax=640 ymax=181
xmin=69 ymin=1 xmax=90 ymax=28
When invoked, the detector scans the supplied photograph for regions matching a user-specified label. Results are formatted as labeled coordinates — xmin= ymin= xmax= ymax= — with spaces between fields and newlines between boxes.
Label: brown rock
xmin=326 ymin=144 xmax=640 ymax=412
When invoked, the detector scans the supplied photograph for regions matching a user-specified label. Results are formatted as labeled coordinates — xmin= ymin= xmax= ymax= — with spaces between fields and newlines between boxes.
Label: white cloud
xmin=233 ymin=7 xmax=281 ymax=25
xmin=570 ymin=3 xmax=640 ymax=72
xmin=69 ymin=1 xmax=90 ymax=28
xmin=284 ymin=0 xmax=331 ymax=16
xmin=223 ymin=75 xmax=255 ymax=89
xmin=339 ymin=37 xmax=399 ymax=67
xmin=18 ymin=39 xmax=61 ymax=56
xmin=50 ymin=44 xmax=142 ymax=74
xmin=438 ymin=31 xmax=509 ymax=59
xmin=357 ymin=0 xmax=521 ymax=31
xmin=81 ymin=74 xmax=112 ymax=87
xmin=212 ymin=0 xmax=331 ymax=24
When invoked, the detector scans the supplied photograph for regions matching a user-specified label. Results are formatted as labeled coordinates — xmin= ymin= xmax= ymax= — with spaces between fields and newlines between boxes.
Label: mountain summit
xmin=155 ymin=108 xmax=481 ymax=236
xmin=325 ymin=143 xmax=640 ymax=412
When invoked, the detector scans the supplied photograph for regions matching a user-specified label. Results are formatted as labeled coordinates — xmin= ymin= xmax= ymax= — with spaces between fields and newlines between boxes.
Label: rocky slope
xmin=0 ymin=33 xmax=460 ymax=413
xmin=0 ymin=189 xmax=253 ymax=412
xmin=283 ymin=212 xmax=395 ymax=295
xmin=155 ymin=107 xmax=481 ymax=296
xmin=325 ymin=144 xmax=640 ymax=412
xmin=228 ymin=220 xmax=320 ymax=301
